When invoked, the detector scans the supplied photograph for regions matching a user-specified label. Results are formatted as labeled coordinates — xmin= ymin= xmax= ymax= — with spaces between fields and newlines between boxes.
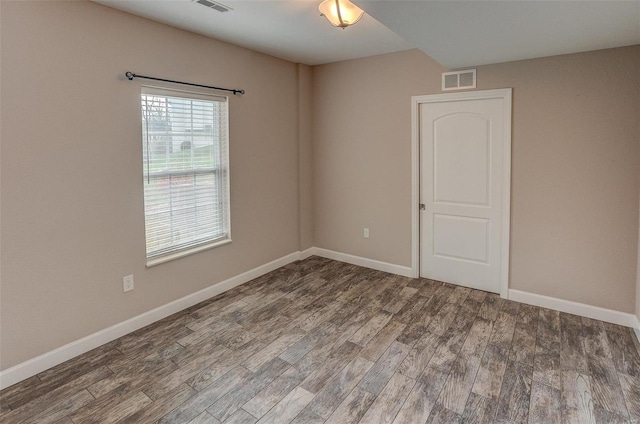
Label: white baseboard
xmin=308 ymin=247 xmax=414 ymax=278
xmin=3 ymin=248 xmax=635 ymax=390
xmin=298 ymin=247 xmax=316 ymax=261
xmin=508 ymin=289 xmax=637 ymax=328
xmin=0 ymin=251 xmax=303 ymax=390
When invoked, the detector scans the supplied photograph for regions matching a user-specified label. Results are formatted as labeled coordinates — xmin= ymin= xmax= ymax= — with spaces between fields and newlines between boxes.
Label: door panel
xmin=420 ymin=96 xmax=507 ymax=293
xmin=434 ymin=114 xmax=490 ymax=205
xmin=433 ymin=214 xmax=489 ymax=263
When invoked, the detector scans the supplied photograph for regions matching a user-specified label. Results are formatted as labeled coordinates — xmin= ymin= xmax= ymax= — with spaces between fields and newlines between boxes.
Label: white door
xmin=419 ymin=90 xmax=511 ymax=294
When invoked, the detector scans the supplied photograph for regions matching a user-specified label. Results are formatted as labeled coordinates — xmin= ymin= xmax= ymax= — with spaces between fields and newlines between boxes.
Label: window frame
xmin=140 ymin=85 xmax=231 ymax=267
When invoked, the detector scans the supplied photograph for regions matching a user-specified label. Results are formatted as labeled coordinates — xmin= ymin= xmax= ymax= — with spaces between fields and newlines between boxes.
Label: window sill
xmin=146 ymin=238 xmax=232 ymax=267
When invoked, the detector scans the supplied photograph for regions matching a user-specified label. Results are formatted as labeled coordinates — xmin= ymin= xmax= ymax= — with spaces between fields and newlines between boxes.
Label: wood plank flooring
xmin=2 ymin=256 xmax=639 ymax=423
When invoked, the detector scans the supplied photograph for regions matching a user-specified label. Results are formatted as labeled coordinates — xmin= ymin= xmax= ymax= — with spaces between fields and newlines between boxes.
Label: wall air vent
xmin=442 ymin=69 xmax=476 ymax=91
xmin=193 ymin=0 xmax=233 ymax=13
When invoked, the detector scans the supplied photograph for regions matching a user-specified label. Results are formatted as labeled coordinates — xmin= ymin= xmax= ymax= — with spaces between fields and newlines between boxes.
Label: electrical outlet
xmin=123 ymin=275 xmax=134 ymax=292
xmin=364 ymin=228 xmax=369 ymax=238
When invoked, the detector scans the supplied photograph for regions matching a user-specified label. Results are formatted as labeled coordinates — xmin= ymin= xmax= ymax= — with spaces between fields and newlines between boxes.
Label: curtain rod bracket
xmin=125 ymin=71 xmax=244 ymax=95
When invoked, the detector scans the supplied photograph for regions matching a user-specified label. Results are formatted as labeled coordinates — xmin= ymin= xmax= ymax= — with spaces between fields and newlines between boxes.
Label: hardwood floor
xmin=2 ymin=256 xmax=639 ymax=423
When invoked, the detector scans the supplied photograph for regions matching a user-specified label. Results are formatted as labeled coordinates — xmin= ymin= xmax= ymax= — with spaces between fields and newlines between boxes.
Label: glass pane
xmin=141 ymin=91 xmax=228 ymax=259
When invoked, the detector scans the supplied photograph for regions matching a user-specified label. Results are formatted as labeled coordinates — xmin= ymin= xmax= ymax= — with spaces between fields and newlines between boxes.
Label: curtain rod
xmin=125 ymin=71 xmax=245 ymax=96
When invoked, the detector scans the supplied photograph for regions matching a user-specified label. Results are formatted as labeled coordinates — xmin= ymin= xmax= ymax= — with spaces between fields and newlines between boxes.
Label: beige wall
xmin=312 ymin=46 xmax=640 ymax=313
xmin=298 ymin=64 xmax=314 ymax=250
xmin=476 ymin=47 xmax=639 ymax=313
xmin=637 ymin=134 xmax=640 ymax=321
xmin=0 ymin=1 xmax=303 ymax=369
xmin=637 ymin=195 xmax=640 ymax=321
xmin=312 ymin=51 xmax=446 ymax=266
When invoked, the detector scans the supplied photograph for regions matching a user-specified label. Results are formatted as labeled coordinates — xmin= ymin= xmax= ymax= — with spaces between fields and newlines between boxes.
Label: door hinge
xmin=419 ymin=203 xmax=426 ymax=210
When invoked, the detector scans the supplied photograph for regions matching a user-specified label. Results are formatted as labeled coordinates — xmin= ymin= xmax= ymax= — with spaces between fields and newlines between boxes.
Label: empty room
xmin=1 ymin=0 xmax=639 ymax=423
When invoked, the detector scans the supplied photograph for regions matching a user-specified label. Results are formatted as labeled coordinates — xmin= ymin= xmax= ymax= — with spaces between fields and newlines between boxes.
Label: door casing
xmin=411 ymin=88 xmax=512 ymax=298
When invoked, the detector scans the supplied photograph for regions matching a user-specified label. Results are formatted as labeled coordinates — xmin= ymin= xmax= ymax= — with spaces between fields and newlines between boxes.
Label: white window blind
xmin=140 ymin=86 xmax=230 ymax=264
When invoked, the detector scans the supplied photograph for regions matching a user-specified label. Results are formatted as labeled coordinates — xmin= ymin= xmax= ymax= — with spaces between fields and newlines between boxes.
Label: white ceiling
xmin=93 ymin=0 xmax=412 ymax=66
xmin=95 ymin=0 xmax=640 ymax=68
xmin=356 ymin=0 xmax=640 ymax=69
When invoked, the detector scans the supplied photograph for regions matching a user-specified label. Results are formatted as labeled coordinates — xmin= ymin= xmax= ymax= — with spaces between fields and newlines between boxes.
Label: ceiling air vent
xmin=442 ymin=69 xmax=476 ymax=91
xmin=193 ymin=0 xmax=232 ymax=13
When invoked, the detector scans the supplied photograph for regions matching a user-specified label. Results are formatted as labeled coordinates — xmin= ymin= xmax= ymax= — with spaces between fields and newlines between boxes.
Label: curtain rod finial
xmin=125 ymin=71 xmax=134 ymax=80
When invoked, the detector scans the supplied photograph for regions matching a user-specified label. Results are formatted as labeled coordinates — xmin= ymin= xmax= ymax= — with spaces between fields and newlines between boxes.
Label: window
xmin=140 ymin=86 xmax=230 ymax=265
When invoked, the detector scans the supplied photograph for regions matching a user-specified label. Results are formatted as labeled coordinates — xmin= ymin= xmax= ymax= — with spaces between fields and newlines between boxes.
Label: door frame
xmin=410 ymin=88 xmax=512 ymax=298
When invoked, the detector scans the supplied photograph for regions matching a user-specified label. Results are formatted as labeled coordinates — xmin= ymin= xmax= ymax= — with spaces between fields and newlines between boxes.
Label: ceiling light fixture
xmin=318 ymin=0 xmax=364 ymax=29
